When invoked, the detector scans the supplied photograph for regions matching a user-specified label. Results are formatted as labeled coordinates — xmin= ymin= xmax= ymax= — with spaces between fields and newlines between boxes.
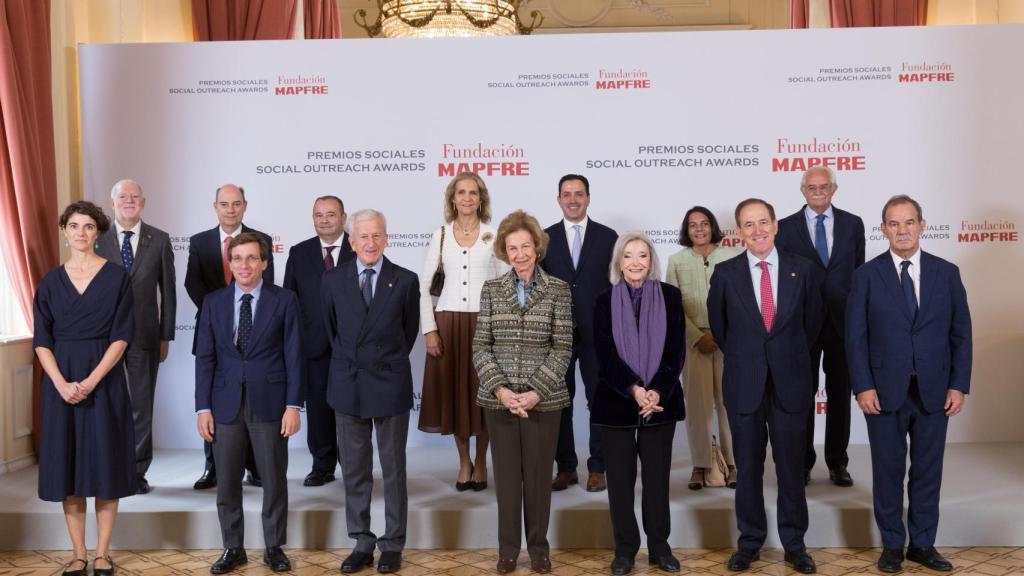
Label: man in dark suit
xmin=283 ymin=195 xmax=354 ymax=487
xmin=776 ymin=167 xmax=865 ymax=487
xmin=321 ymin=209 xmax=419 ymax=574
xmin=97 ymin=179 xmax=176 ymax=494
xmin=846 ymin=195 xmax=971 ymax=574
xmin=541 ymin=173 xmax=617 ymax=493
xmin=195 ymin=233 xmax=303 ymax=574
xmin=708 ymin=198 xmax=822 ymax=574
xmin=186 ymin=183 xmax=275 ymax=490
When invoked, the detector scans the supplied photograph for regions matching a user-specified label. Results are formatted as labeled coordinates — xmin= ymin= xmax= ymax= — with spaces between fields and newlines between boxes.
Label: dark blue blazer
xmin=185 ymin=224 xmax=275 ymax=353
xmin=591 ymin=282 xmax=686 ymax=427
xmin=321 ymin=256 xmax=420 ymax=419
xmin=283 ymin=234 xmax=354 ymax=359
xmin=845 ymin=251 xmax=972 ymax=414
xmin=194 ymin=283 xmax=304 ymax=424
xmin=776 ymin=206 xmax=865 ymax=334
xmin=707 ymin=250 xmax=823 ymax=415
xmin=540 ymin=219 xmax=618 ymax=348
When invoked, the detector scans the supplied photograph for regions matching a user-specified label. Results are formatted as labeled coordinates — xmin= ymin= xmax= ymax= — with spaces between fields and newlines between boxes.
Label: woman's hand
xmin=425 ymin=331 xmax=444 ymax=357
xmin=696 ymin=332 xmax=719 ymax=354
xmin=515 ymin=390 xmax=541 ymax=413
xmin=56 ymin=379 xmax=85 ymax=404
xmin=632 ymin=385 xmax=664 ymax=420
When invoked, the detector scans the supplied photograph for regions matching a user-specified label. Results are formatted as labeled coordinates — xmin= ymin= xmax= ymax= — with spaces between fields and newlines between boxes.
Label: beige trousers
xmin=683 ymin=347 xmax=735 ymax=468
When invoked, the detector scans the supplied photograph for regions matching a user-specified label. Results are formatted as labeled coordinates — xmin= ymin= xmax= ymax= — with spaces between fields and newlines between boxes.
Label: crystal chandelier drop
xmin=355 ymin=0 xmax=543 ymax=38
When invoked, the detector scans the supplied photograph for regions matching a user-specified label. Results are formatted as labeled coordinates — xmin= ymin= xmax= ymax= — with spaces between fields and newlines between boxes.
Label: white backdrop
xmin=78 ymin=25 xmax=1024 ymax=450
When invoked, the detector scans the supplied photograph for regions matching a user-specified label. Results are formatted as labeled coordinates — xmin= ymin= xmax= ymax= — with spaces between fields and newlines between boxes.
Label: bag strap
xmin=437 ymin=225 xmax=445 ymax=269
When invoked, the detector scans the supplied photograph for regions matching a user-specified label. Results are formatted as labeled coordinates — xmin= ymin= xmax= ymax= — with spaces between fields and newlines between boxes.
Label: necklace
xmin=459 ymin=221 xmax=478 ymax=235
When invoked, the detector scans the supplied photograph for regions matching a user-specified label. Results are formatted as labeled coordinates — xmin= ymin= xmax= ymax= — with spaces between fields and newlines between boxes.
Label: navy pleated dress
xmin=33 ymin=261 xmax=137 ymax=502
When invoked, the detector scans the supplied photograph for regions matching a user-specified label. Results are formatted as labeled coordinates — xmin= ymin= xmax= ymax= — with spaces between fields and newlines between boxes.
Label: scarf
xmin=611 ymin=279 xmax=667 ymax=385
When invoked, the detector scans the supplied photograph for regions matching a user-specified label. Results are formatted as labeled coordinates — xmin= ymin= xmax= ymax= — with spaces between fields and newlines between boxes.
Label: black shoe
xmin=245 ymin=470 xmax=262 ymax=487
xmin=340 ymin=551 xmax=373 ymax=573
xmin=784 ymin=551 xmax=817 ymax=574
xmin=135 ymin=476 xmax=151 ymax=495
xmin=303 ymin=470 xmax=335 ymax=487
xmin=264 ymin=547 xmax=290 ymax=572
xmin=804 ymin=469 xmax=811 ymax=486
xmin=193 ymin=470 xmax=217 ymax=490
xmin=93 ymin=555 xmax=115 ymax=576
xmin=456 ymin=464 xmax=474 ymax=492
xmin=650 ymin=553 xmax=680 ymax=572
xmin=377 ymin=551 xmax=402 ymax=574
xmin=210 ymin=548 xmax=247 ymax=574
xmin=907 ymin=547 xmax=952 ymax=571
xmin=877 ymin=548 xmax=904 ymax=573
xmin=62 ymin=558 xmax=87 ymax=576
xmin=727 ymin=549 xmax=759 ymax=572
xmin=828 ymin=465 xmax=854 ymax=487
xmin=610 ymin=556 xmax=634 ymax=575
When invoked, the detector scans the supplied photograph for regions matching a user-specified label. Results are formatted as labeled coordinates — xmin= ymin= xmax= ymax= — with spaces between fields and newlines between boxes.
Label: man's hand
xmin=281 ymin=407 xmax=301 ymax=437
xmin=159 ymin=340 xmax=170 ymax=363
xmin=856 ymin=389 xmax=881 ymax=415
xmin=197 ymin=412 xmax=215 ymax=442
xmin=945 ymin=389 xmax=966 ymax=417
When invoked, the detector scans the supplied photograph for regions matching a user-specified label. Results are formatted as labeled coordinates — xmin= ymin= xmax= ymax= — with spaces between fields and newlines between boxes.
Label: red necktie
xmin=757 ymin=260 xmax=775 ymax=331
xmin=222 ymin=236 xmax=233 ymax=285
xmin=324 ymin=246 xmax=336 ymax=271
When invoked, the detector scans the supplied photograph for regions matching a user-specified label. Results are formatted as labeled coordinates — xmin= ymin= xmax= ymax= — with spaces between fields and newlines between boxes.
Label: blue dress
xmin=33 ymin=261 xmax=136 ymax=501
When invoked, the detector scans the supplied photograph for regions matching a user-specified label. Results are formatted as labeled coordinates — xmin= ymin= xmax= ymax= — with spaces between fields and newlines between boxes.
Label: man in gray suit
xmin=97 ymin=179 xmax=176 ymax=494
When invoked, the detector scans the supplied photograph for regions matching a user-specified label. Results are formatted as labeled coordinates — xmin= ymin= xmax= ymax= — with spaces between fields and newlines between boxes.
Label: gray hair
xmin=345 ymin=208 xmax=387 ymax=235
xmin=800 ymin=166 xmax=837 ymax=187
xmin=608 ymin=231 xmax=662 ymax=286
xmin=110 ymin=179 xmax=143 ymax=198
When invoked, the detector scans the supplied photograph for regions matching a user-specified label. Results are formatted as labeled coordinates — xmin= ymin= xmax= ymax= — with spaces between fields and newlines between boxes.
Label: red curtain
xmin=192 ymin=0 xmax=298 ymax=41
xmin=304 ymin=0 xmax=341 ymax=39
xmin=791 ymin=0 xmax=928 ymax=28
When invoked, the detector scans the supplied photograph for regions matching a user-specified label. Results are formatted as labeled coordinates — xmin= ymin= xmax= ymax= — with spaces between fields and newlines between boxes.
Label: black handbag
xmin=429 ymin=225 xmax=445 ymax=297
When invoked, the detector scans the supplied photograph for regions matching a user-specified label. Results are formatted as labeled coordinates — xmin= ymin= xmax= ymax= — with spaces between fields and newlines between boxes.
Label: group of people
xmin=32 ymin=167 xmax=971 ymax=576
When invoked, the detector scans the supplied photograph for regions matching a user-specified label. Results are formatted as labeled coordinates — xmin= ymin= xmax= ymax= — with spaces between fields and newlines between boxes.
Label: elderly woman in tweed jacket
xmin=473 ymin=210 xmax=573 ymax=575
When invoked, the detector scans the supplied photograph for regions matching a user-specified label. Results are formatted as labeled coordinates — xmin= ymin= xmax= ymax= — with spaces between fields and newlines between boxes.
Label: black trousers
xmin=305 ymin=354 xmax=338 ymax=473
xmin=804 ymin=318 xmax=851 ymax=471
xmin=602 ymin=423 xmax=676 ymax=559
xmin=554 ymin=346 xmax=605 ymax=473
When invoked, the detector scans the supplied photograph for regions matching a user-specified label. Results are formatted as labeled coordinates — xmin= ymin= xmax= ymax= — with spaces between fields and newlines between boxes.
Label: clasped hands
xmin=57 ymin=378 xmax=95 ymax=404
xmin=631 ymin=385 xmax=663 ymax=420
xmin=497 ymin=387 xmax=540 ymax=418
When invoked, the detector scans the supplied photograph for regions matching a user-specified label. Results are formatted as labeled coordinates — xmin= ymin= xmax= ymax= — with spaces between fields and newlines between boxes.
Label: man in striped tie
xmin=708 ymin=198 xmax=823 ymax=574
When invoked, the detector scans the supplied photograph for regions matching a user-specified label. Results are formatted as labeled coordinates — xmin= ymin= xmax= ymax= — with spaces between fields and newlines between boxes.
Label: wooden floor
xmin=2 ymin=547 xmax=1023 ymax=576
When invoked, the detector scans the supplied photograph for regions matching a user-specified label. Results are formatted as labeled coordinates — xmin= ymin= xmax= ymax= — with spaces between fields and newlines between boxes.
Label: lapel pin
xmin=791 ymin=272 xmax=796 ymax=277
xmin=388 ymin=283 xmax=393 ymax=288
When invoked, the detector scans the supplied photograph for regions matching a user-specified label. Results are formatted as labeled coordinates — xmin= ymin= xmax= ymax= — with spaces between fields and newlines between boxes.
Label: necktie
xmin=120 ymin=230 xmax=134 ymax=273
xmin=900 ymin=260 xmax=918 ymax=320
xmin=757 ymin=261 xmax=775 ymax=331
xmin=815 ymin=214 xmax=829 ymax=266
xmin=324 ymin=246 xmax=336 ymax=271
xmin=237 ymin=293 xmax=253 ymax=354
xmin=361 ymin=268 xmax=375 ymax=307
xmin=222 ymin=236 xmax=233 ymax=285
xmin=571 ymin=224 xmax=582 ymax=269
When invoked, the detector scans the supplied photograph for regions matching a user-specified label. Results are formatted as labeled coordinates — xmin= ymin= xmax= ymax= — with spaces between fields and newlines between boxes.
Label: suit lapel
xmin=575 ymin=222 xmax=596 ymax=274
xmin=875 ymin=254 xmax=913 ymax=323
xmin=218 ymin=288 xmax=239 ymax=356
xmin=99 ymin=231 xmax=120 ymax=264
xmin=828 ymin=209 xmax=848 ymax=271
xmin=547 ymin=225 xmax=573 ymax=274
xmin=204 ymin=227 xmax=227 ymax=288
xmin=794 ymin=208 xmax=817 ymax=260
xmin=773 ymin=254 xmax=798 ymax=333
xmin=246 ymin=285 xmax=276 ymax=353
xmin=733 ymin=255 xmax=768 ymax=337
xmin=917 ymin=251 xmax=938 ymax=326
xmin=130 ymin=224 xmax=153 ymax=279
xmin=360 ymin=258 xmax=395 ymax=339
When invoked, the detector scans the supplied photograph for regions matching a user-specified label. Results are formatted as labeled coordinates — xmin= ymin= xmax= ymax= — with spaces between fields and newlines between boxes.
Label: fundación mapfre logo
xmin=274 ymin=74 xmax=329 ymax=95
xmin=437 ymin=143 xmax=530 ymax=178
xmin=958 ymin=219 xmax=1019 ymax=243
xmin=595 ymin=68 xmax=651 ymax=90
xmin=770 ymin=137 xmax=866 ymax=173
xmin=898 ymin=60 xmax=956 ymax=83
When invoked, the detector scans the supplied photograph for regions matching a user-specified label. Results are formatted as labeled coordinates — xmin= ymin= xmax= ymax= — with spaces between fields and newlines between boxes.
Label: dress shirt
xmin=803 ymin=205 xmax=834 ymax=258
xmin=356 ymin=257 xmax=383 ymax=298
xmin=233 ymin=281 xmax=263 ymax=344
xmin=320 ymin=236 xmax=345 ymax=267
xmin=219 ymin=225 xmax=243 ymax=246
xmin=888 ymin=249 xmax=921 ymax=304
xmin=746 ymin=248 xmax=779 ymax=314
xmin=665 ymin=245 xmax=741 ymax=348
xmin=114 ymin=220 xmax=141 ymax=257
xmin=562 ymin=215 xmax=590 ymax=254
xmin=515 ymin=274 xmax=538 ymax=307
xmin=419 ymin=222 xmax=503 ymax=333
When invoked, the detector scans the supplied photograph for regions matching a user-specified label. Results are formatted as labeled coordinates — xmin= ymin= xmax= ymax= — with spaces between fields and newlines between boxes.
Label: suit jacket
xmin=321 ymin=256 xmax=419 ymax=419
xmin=96 ymin=221 xmax=176 ymax=349
xmin=846 ymin=251 xmax=972 ymax=414
xmin=776 ymin=205 xmax=865 ymax=335
xmin=194 ymin=283 xmax=304 ymax=423
xmin=283 ymin=234 xmax=354 ymax=359
xmin=540 ymin=219 xmax=618 ymax=349
xmin=185 ymin=224 xmax=275 ymax=352
xmin=591 ymin=282 xmax=686 ymax=427
xmin=708 ymin=250 xmax=823 ymax=415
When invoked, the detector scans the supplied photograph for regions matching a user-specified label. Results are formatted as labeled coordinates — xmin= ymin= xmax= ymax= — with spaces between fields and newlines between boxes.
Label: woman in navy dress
xmin=34 ymin=201 xmax=135 ymax=576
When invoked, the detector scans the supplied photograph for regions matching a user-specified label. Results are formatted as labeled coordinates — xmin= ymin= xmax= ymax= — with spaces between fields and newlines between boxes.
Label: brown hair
xmin=881 ymin=194 xmax=923 ymax=223
xmin=443 ymin=172 xmax=492 ymax=224
xmin=493 ymin=210 xmax=549 ymax=264
xmin=228 ymin=232 xmax=269 ymax=261
xmin=59 ymin=201 xmax=110 ymax=234
xmin=734 ymin=198 xmax=777 ymax=226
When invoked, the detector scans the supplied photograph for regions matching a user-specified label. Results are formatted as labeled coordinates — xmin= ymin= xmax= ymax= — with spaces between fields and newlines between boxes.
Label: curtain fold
xmin=304 ymin=0 xmax=341 ymax=39
xmin=192 ymin=0 xmax=298 ymax=41
xmin=791 ymin=0 xmax=927 ymax=28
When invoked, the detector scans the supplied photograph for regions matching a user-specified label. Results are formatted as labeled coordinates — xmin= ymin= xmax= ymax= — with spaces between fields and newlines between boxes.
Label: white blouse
xmin=419 ymin=222 xmax=504 ymax=334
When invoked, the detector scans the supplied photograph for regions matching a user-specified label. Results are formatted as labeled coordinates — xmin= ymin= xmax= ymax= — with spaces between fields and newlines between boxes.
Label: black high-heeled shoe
xmin=455 ymin=464 xmax=474 ymax=492
xmin=93 ymin=555 xmax=115 ymax=576
xmin=471 ymin=468 xmax=488 ymax=491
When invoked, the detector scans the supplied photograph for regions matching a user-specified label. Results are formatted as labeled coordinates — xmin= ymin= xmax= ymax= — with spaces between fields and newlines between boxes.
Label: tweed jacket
xmin=473 ymin=267 xmax=573 ymax=412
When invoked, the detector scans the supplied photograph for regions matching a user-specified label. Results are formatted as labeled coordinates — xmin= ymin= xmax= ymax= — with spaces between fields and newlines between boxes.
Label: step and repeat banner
xmin=79 ymin=25 xmax=1024 ymax=450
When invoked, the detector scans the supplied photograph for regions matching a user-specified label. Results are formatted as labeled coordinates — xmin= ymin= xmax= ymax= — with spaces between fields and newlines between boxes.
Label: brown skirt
xmin=418 ymin=311 xmax=486 ymax=439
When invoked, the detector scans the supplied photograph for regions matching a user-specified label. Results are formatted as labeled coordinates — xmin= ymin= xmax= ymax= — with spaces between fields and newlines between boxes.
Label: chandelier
xmin=355 ymin=0 xmax=544 ymax=38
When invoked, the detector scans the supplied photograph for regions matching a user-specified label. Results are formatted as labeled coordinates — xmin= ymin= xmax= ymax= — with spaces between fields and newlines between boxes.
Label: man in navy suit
xmin=321 ymin=209 xmax=419 ymax=575
xmin=195 ymin=233 xmax=303 ymax=574
xmin=708 ymin=198 xmax=822 ymax=574
xmin=541 ymin=174 xmax=618 ymax=493
xmin=186 ymin=183 xmax=275 ymax=490
xmin=283 ymin=195 xmax=354 ymax=487
xmin=776 ymin=167 xmax=865 ymax=487
xmin=846 ymin=195 xmax=971 ymax=574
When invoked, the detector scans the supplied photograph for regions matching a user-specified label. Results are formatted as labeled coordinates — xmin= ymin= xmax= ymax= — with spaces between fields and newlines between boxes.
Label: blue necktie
xmin=237 ymin=293 xmax=253 ymax=354
xmin=814 ymin=214 xmax=829 ymax=267
xmin=361 ymin=268 xmax=375 ymax=307
xmin=121 ymin=230 xmax=134 ymax=273
xmin=571 ymin=224 xmax=582 ymax=269
xmin=900 ymin=260 xmax=918 ymax=320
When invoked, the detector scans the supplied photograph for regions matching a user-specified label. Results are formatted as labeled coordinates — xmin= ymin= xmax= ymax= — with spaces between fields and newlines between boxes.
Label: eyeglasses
xmin=803 ymin=184 xmax=834 ymax=193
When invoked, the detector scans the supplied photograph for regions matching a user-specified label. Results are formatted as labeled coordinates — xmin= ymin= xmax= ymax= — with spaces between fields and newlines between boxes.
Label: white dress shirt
xmin=746 ymin=248 xmax=779 ymax=314
xmin=320 ymin=236 xmax=345 ymax=267
xmin=563 ymin=215 xmax=590 ymax=254
xmin=114 ymin=220 xmax=141 ymax=257
xmin=419 ymin=222 xmax=503 ymax=334
xmin=889 ymin=248 xmax=921 ymax=304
